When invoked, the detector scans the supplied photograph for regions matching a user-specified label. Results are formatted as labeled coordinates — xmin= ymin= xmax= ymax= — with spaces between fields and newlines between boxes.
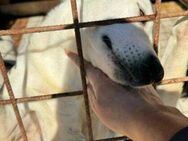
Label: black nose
xmin=130 ymin=54 xmax=164 ymax=87
xmin=142 ymin=54 xmax=164 ymax=83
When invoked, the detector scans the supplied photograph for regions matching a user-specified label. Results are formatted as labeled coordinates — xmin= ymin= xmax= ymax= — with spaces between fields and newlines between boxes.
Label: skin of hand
xmin=65 ymin=51 xmax=188 ymax=141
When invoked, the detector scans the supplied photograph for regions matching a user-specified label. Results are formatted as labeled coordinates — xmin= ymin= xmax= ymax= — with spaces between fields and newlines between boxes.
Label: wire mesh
xmin=0 ymin=54 xmax=28 ymax=140
xmin=70 ymin=0 xmax=93 ymax=140
xmin=0 ymin=0 xmax=188 ymax=141
xmin=153 ymin=0 xmax=161 ymax=53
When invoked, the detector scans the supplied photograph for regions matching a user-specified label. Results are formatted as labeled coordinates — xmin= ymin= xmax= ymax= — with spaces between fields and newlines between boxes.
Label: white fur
xmin=0 ymin=36 xmax=16 ymax=62
xmin=157 ymin=17 xmax=188 ymax=106
xmin=1 ymin=0 xmax=181 ymax=141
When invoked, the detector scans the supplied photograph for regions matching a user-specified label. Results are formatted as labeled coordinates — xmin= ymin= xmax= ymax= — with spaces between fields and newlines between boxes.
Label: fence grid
xmin=0 ymin=0 xmax=188 ymax=141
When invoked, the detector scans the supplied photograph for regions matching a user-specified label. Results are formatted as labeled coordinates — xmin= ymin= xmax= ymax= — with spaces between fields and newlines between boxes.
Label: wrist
xmin=122 ymin=106 xmax=188 ymax=141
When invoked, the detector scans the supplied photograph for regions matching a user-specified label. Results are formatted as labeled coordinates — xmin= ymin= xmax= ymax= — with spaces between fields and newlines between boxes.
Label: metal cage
xmin=0 ymin=0 xmax=188 ymax=141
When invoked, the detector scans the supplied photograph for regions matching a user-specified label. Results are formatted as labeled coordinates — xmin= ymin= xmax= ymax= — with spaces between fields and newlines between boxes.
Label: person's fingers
xmin=64 ymin=49 xmax=81 ymax=67
xmin=87 ymin=85 xmax=98 ymax=113
xmin=65 ymin=51 xmax=109 ymax=88
xmin=87 ymin=82 xmax=97 ymax=99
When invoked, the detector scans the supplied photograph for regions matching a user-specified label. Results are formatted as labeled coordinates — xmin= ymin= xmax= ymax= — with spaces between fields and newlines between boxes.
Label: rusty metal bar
xmin=0 ymin=91 xmax=83 ymax=105
xmin=70 ymin=0 xmax=94 ymax=140
xmin=0 ymin=54 xmax=28 ymax=141
xmin=158 ymin=76 xmax=188 ymax=85
xmin=1 ymin=11 xmax=188 ymax=36
xmin=153 ymin=0 xmax=161 ymax=53
xmin=0 ymin=76 xmax=187 ymax=106
xmin=95 ymin=136 xmax=131 ymax=141
xmin=0 ymin=74 xmax=185 ymax=103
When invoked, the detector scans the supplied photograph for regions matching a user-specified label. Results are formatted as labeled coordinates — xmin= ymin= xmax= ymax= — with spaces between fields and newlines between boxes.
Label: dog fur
xmin=0 ymin=0 xmax=187 ymax=141
xmin=157 ymin=17 xmax=188 ymax=106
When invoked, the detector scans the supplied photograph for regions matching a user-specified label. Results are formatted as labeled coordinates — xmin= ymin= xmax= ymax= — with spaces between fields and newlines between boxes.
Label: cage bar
xmin=153 ymin=0 xmax=161 ymax=53
xmin=95 ymin=136 xmax=131 ymax=141
xmin=0 ymin=11 xmax=188 ymax=36
xmin=0 ymin=54 xmax=28 ymax=141
xmin=0 ymin=77 xmax=187 ymax=106
xmin=70 ymin=0 xmax=94 ymax=140
xmin=0 ymin=91 xmax=83 ymax=105
xmin=0 ymin=0 xmax=187 ymax=141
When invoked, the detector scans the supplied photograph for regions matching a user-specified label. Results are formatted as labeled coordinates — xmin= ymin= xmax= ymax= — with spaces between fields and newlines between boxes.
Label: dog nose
xmin=129 ymin=54 xmax=164 ymax=87
xmin=142 ymin=54 xmax=164 ymax=83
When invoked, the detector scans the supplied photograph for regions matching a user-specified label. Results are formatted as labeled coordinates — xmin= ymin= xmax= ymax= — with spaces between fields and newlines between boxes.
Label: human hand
xmin=66 ymin=51 xmax=188 ymax=141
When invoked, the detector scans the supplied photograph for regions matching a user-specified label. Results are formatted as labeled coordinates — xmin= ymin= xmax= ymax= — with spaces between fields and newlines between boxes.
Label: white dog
xmin=157 ymin=17 xmax=188 ymax=106
xmin=1 ymin=0 xmax=182 ymax=140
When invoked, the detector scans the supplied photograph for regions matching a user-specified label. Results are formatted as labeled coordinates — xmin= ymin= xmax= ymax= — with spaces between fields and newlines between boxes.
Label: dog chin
xmin=111 ymin=73 xmax=154 ymax=88
xmin=109 ymin=77 xmax=150 ymax=88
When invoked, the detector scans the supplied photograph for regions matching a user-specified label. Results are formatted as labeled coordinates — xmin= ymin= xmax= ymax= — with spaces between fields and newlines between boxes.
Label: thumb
xmin=65 ymin=50 xmax=109 ymax=88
